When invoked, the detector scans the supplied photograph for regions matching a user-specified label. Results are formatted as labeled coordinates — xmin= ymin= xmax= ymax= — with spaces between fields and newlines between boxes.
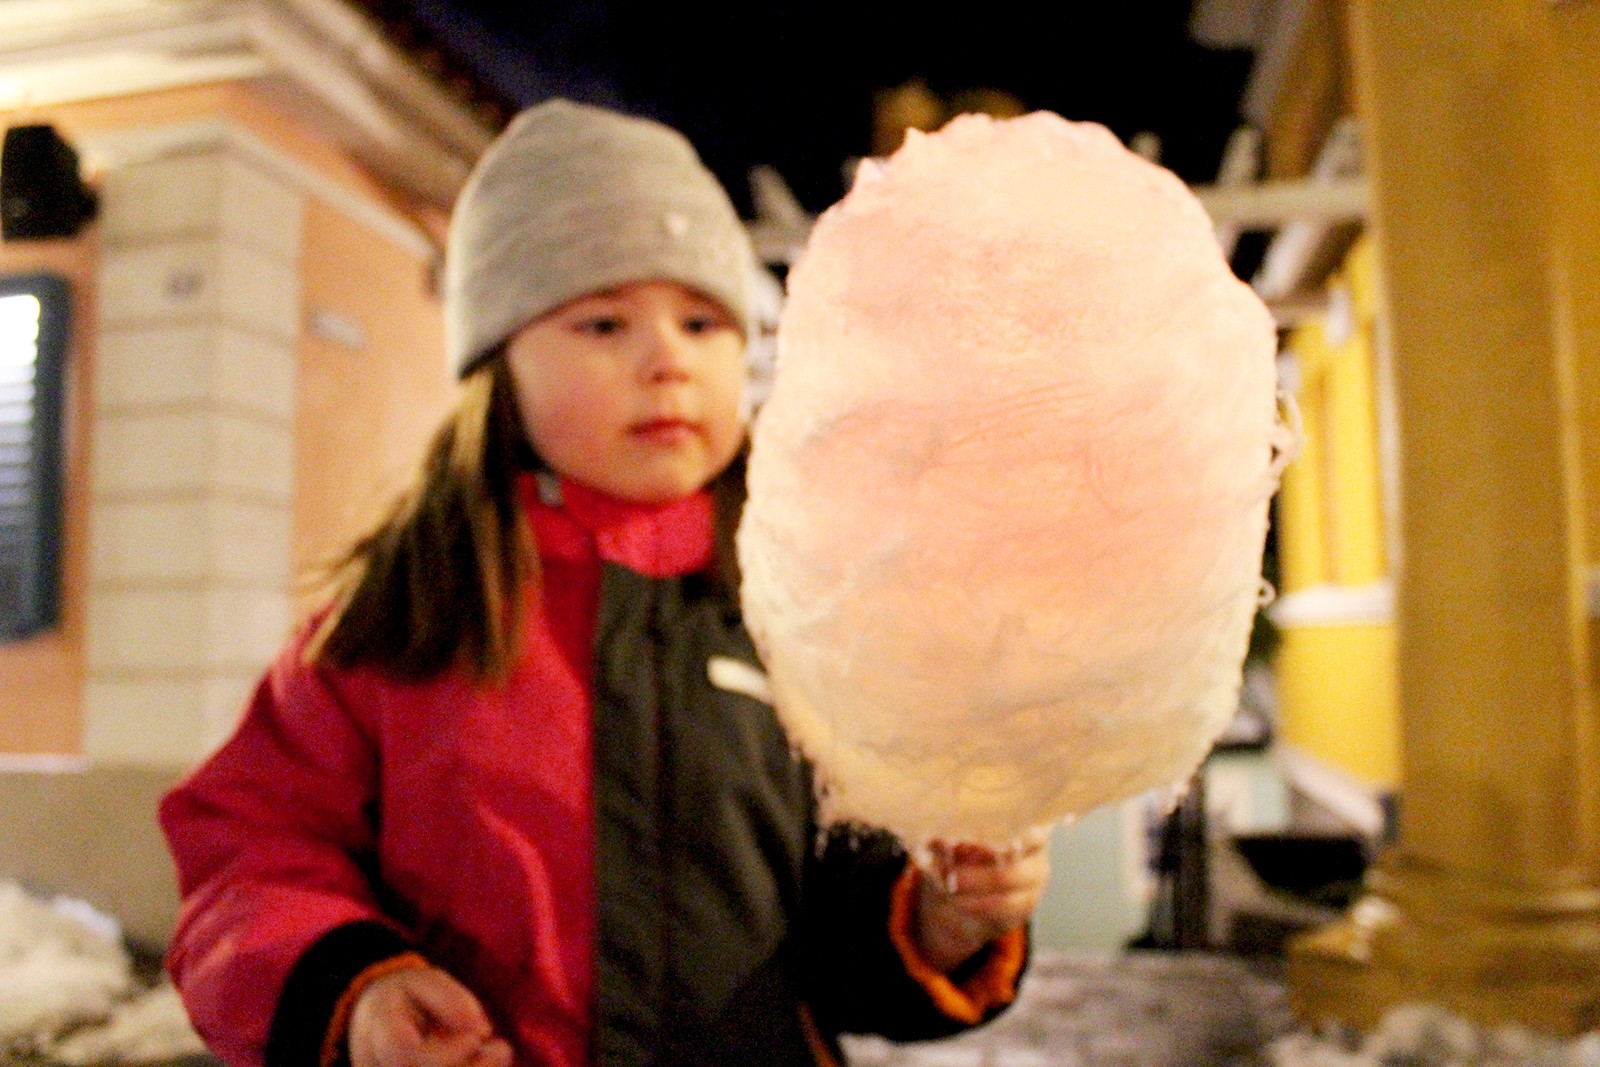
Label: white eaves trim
xmin=274 ymin=0 xmax=490 ymax=159
xmin=0 ymin=0 xmax=494 ymax=208
xmin=1274 ymin=572 xmax=1600 ymax=626
xmin=0 ymin=3 xmax=266 ymax=107
xmin=1193 ymin=175 xmax=1369 ymax=229
xmin=80 ymin=118 xmax=436 ymax=260
xmin=242 ymin=0 xmax=476 ymax=203
xmin=0 ymin=752 xmax=91 ymax=774
xmin=1268 ymin=581 xmax=1395 ymax=628
xmin=747 ymin=170 xmax=1371 ymax=269
xmin=1252 ymin=117 xmax=1363 ymax=302
xmin=0 ymin=0 xmax=247 ymax=59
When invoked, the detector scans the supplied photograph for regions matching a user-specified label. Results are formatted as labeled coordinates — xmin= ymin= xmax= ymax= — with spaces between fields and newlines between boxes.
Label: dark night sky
xmin=401 ymin=2 xmax=1255 ymax=215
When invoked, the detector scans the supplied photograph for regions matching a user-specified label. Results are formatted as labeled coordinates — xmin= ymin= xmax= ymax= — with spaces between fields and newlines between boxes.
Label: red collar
xmin=518 ymin=472 xmax=715 ymax=578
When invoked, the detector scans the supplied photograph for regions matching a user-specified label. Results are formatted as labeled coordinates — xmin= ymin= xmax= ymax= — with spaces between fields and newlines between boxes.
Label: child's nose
xmin=640 ymin=321 xmax=694 ymax=383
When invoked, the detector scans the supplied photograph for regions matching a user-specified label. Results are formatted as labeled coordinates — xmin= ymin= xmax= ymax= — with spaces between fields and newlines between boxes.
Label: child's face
xmin=507 ymin=281 xmax=746 ymax=504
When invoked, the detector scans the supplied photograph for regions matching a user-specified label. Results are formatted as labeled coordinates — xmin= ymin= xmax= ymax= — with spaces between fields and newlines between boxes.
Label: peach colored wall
xmin=0 ymin=81 xmax=450 ymax=753
xmin=0 ymin=235 xmax=98 ymax=753
xmin=294 ymin=198 xmax=455 ymax=617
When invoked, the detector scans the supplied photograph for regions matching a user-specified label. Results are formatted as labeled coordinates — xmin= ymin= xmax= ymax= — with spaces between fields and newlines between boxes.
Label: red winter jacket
xmin=162 ymin=475 xmax=1023 ymax=1067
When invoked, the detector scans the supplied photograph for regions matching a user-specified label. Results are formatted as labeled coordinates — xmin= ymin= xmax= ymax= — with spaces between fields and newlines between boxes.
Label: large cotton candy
xmin=737 ymin=112 xmax=1289 ymax=847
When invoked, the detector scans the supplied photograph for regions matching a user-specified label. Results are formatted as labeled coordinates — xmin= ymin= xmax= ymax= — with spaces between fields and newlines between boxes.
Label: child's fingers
xmin=914 ymin=830 xmax=1053 ymax=971
xmin=937 ymin=857 xmax=1047 ymax=894
xmin=466 ymin=1037 xmax=514 ymax=1067
xmin=418 ymin=1030 xmax=500 ymax=1067
xmin=926 ymin=827 xmax=1050 ymax=871
xmin=913 ymin=878 xmax=1027 ymax=972
xmin=918 ymin=878 xmax=1039 ymax=927
xmin=363 ymin=1016 xmax=425 ymax=1067
xmin=370 ymin=1020 xmax=489 ymax=1067
xmin=920 ymin=833 xmax=1050 ymax=941
xmin=938 ymin=886 xmax=1045 ymax=929
xmin=404 ymin=969 xmax=495 ymax=1038
xmin=350 ymin=972 xmax=420 ymax=1067
xmin=930 ymin=841 xmax=1050 ymax=897
xmin=352 ymin=1004 xmax=425 ymax=1067
xmin=349 ymin=968 xmax=501 ymax=1067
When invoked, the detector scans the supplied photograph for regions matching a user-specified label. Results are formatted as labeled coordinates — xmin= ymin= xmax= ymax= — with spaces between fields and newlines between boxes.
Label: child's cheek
xmin=528 ymin=378 xmax=622 ymax=465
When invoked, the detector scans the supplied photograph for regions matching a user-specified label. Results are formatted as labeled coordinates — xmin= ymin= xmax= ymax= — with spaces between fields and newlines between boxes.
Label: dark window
xmin=0 ymin=272 xmax=69 ymax=640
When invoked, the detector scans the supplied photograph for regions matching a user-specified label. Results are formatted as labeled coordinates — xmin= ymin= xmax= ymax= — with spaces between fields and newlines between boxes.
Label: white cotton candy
xmin=737 ymin=112 xmax=1289 ymax=847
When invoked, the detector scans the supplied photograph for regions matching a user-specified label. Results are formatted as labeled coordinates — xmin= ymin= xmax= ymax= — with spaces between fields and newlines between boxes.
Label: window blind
xmin=0 ymin=273 xmax=68 ymax=641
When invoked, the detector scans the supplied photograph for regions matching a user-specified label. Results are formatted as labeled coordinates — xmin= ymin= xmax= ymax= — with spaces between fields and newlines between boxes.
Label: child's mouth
xmin=631 ymin=418 xmax=697 ymax=445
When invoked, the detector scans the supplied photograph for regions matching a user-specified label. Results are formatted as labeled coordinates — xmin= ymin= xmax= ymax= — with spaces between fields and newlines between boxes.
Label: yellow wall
xmin=1276 ymin=624 xmax=1400 ymax=786
xmin=1278 ymin=237 xmax=1386 ymax=593
xmin=1274 ymin=235 xmax=1402 ymax=786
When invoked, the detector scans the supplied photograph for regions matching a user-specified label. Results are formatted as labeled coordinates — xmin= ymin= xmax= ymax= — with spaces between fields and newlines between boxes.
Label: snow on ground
xmin=1268 ymin=1006 xmax=1600 ymax=1067
xmin=0 ymin=881 xmax=206 ymax=1064
xmin=844 ymin=950 xmax=1292 ymax=1067
xmin=9 ymin=877 xmax=1600 ymax=1067
xmin=50 ymin=986 xmax=205 ymax=1066
xmin=843 ymin=951 xmax=1600 ymax=1067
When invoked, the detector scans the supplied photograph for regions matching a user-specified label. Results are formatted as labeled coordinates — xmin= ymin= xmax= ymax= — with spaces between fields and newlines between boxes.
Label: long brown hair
xmin=306 ymin=354 xmax=536 ymax=680
xmin=306 ymin=354 xmax=748 ymax=682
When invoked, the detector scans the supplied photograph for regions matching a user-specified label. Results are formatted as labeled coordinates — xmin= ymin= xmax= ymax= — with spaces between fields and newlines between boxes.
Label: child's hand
xmin=348 ymin=966 xmax=513 ymax=1067
xmin=914 ymin=827 xmax=1051 ymax=973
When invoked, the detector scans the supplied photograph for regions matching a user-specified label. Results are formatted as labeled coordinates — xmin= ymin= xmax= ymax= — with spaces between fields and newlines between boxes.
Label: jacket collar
xmin=519 ymin=471 xmax=715 ymax=578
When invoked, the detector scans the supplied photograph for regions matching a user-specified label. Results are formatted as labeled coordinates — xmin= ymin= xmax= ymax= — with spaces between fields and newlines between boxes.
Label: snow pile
xmin=845 ymin=949 xmax=1292 ymax=1067
xmin=1270 ymin=1005 xmax=1600 ymax=1067
xmin=739 ymin=112 xmax=1288 ymax=846
xmin=0 ymin=881 xmax=132 ymax=1056
xmin=0 ymin=880 xmax=206 ymax=1063
xmin=52 ymin=985 xmax=208 ymax=1066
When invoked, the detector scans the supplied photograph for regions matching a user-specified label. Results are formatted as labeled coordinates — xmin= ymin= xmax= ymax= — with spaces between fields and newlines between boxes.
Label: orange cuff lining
xmin=319 ymin=951 xmax=431 ymax=1067
xmin=798 ymin=1003 xmax=843 ymax=1067
xmin=887 ymin=862 xmax=1027 ymax=1026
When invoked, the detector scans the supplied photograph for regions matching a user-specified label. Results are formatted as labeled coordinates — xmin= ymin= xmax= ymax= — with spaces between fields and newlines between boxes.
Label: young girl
xmin=160 ymin=100 xmax=1049 ymax=1067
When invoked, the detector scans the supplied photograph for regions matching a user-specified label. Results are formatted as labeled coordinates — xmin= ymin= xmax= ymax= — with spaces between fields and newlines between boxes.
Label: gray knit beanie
xmin=446 ymin=100 xmax=756 ymax=376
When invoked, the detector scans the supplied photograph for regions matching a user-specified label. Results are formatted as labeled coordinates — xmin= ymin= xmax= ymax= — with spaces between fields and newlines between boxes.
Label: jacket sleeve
xmin=160 ymin=635 xmax=414 ymax=1067
xmin=795 ymin=824 xmax=1027 ymax=1043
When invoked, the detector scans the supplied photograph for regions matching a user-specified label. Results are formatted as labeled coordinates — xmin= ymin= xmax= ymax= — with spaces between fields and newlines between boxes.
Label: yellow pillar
xmin=1288 ymin=0 xmax=1600 ymax=1034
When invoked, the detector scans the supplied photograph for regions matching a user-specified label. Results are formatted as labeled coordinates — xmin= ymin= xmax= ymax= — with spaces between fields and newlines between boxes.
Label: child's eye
xmin=576 ymin=316 xmax=625 ymax=336
xmin=683 ymin=315 xmax=727 ymax=334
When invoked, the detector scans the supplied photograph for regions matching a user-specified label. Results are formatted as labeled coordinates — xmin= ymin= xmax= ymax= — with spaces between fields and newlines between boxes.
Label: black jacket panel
xmin=591 ymin=564 xmax=985 ymax=1066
